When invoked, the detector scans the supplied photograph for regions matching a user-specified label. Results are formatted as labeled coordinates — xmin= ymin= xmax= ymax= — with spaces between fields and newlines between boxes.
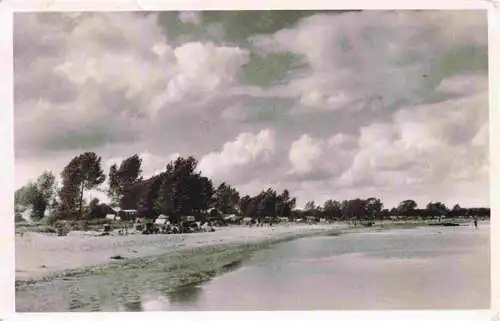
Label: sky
xmin=14 ymin=10 xmax=489 ymax=209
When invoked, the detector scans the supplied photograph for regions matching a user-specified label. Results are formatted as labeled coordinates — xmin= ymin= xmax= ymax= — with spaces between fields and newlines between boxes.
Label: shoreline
xmin=16 ymin=224 xmax=347 ymax=282
xmin=16 ymin=225 xmax=346 ymax=312
xmin=16 ymin=219 xmax=477 ymax=282
xmin=15 ymin=220 xmax=482 ymax=312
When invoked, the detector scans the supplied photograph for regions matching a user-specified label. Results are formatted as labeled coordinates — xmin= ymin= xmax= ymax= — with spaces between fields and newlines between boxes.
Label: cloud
xmin=250 ymin=10 xmax=487 ymax=114
xmin=151 ymin=42 xmax=250 ymax=111
xmin=436 ymin=73 xmax=488 ymax=96
xmin=198 ymin=129 xmax=276 ymax=178
xmin=288 ymin=134 xmax=325 ymax=175
xmin=15 ymin=13 xmax=251 ymax=157
xmin=178 ymin=11 xmax=202 ymax=25
xmin=336 ymin=90 xmax=489 ymax=201
xmin=14 ymin=11 xmax=489 ymax=210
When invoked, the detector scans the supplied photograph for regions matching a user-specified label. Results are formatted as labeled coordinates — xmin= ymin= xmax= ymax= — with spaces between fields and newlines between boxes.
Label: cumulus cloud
xmin=336 ymin=91 xmax=489 ymax=201
xmin=14 ymin=11 xmax=489 ymax=209
xmin=251 ymin=10 xmax=487 ymax=113
xmin=288 ymin=134 xmax=325 ymax=174
xmin=14 ymin=12 xmax=251 ymax=157
xmin=198 ymin=129 xmax=276 ymax=178
xmin=151 ymin=42 xmax=250 ymax=111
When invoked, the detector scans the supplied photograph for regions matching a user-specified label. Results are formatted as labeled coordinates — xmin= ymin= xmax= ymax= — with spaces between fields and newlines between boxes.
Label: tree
xmin=341 ymin=199 xmax=367 ymax=221
xmin=239 ymin=195 xmax=253 ymax=217
xmin=277 ymin=189 xmax=296 ymax=217
xmin=397 ymin=200 xmax=418 ymax=216
xmin=108 ymin=154 xmax=143 ymax=208
xmin=214 ymin=182 xmax=240 ymax=215
xmin=58 ymin=152 xmax=106 ymax=220
xmin=365 ymin=197 xmax=383 ymax=221
xmin=87 ymin=197 xmax=102 ymax=219
xmin=260 ymin=188 xmax=278 ymax=218
xmin=138 ymin=173 xmax=165 ymax=219
xmin=154 ymin=156 xmax=213 ymax=222
xmin=304 ymin=201 xmax=316 ymax=212
xmin=14 ymin=171 xmax=56 ymax=220
xmin=426 ymin=202 xmax=449 ymax=217
xmin=323 ymin=199 xmax=342 ymax=220
xmin=108 ymin=164 xmax=119 ymax=205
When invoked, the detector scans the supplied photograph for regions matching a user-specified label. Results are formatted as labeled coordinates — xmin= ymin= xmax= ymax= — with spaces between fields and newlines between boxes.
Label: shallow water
xmin=143 ymin=224 xmax=490 ymax=310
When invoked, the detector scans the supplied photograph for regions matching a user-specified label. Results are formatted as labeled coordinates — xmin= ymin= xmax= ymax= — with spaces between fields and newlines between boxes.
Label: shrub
xmin=31 ymin=226 xmax=58 ymax=234
xmin=69 ymin=220 xmax=89 ymax=231
xmin=53 ymin=221 xmax=71 ymax=236
xmin=86 ymin=218 xmax=112 ymax=226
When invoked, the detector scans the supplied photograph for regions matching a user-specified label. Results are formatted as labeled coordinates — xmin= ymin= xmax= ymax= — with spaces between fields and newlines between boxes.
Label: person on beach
xmin=474 ymin=217 xmax=479 ymax=231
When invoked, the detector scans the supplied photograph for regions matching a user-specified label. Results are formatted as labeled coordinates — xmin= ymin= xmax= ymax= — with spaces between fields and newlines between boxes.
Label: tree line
xmin=14 ymin=152 xmax=490 ymax=224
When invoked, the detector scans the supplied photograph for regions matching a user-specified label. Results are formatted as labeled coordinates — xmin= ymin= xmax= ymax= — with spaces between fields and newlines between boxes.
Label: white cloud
xmin=178 ymin=11 xmax=202 ymax=25
xmin=198 ymin=129 xmax=276 ymax=178
xmin=286 ymin=132 xmax=359 ymax=181
xmin=14 ymin=11 xmax=489 ymax=210
xmin=436 ymin=73 xmax=488 ymax=95
xmin=251 ymin=10 xmax=487 ymax=113
xmin=15 ymin=13 xmax=251 ymax=156
xmin=327 ymin=133 xmax=358 ymax=149
xmin=155 ymin=42 xmax=250 ymax=108
xmin=288 ymin=134 xmax=325 ymax=174
xmin=336 ymin=91 xmax=489 ymax=199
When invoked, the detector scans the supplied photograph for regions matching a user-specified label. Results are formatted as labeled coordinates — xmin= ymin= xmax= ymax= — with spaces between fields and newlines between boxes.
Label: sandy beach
xmin=15 ymin=221 xmax=488 ymax=312
xmin=16 ymin=223 xmax=346 ymax=281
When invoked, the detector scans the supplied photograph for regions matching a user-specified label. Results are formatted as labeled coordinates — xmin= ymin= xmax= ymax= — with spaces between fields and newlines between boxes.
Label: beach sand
xmin=16 ymin=221 xmax=483 ymax=312
xmin=16 ymin=223 xmax=348 ymax=312
xmin=16 ymin=223 xmax=346 ymax=281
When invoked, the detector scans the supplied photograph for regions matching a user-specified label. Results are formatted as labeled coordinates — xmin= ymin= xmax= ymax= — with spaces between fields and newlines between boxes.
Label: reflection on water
xmin=167 ymin=285 xmax=203 ymax=304
xmin=155 ymin=225 xmax=489 ymax=310
xmin=118 ymin=287 xmax=143 ymax=312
